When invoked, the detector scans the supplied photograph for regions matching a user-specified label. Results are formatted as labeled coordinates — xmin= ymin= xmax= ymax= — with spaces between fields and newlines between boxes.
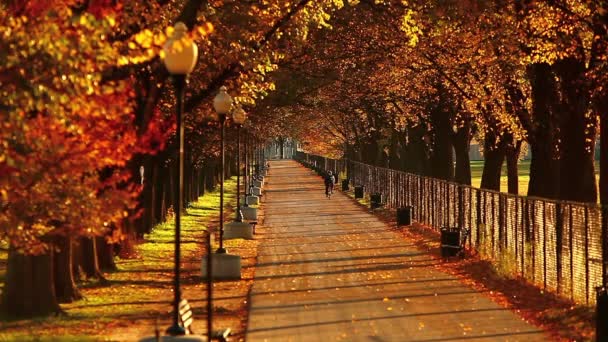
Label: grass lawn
xmin=0 ymin=178 xmax=252 ymax=341
xmin=470 ymin=160 xmax=600 ymax=197
xmin=470 ymin=160 xmax=530 ymax=195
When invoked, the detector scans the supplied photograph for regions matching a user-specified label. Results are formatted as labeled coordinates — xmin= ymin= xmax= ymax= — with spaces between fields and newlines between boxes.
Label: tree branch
xmin=183 ymin=0 xmax=314 ymax=113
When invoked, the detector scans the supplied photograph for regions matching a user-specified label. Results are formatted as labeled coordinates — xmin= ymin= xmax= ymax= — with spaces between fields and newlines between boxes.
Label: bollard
xmin=397 ymin=206 xmax=413 ymax=226
xmin=341 ymin=179 xmax=350 ymax=191
xmin=597 ymin=286 xmax=608 ymax=341
xmin=354 ymin=186 xmax=364 ymax=199
xmin=370 ymin=193 xmax=383 ymax=209
xmin=440 ymin=227 xmax=461 ymax=258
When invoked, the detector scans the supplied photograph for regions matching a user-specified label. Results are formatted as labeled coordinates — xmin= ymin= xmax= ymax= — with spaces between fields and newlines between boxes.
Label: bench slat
xmin=179 ymin=304 xmax=191 ymax=316
xmin=181 ymin=310 xmax=193 ymax=322
xmin=177 ymin=299 xmax=194 ymax=334
xmin=182 ymin=317 xmax=193 ymax=328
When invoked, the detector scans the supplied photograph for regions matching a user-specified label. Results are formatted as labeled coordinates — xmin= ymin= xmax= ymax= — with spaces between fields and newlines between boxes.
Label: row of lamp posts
xmin=156 ymin=22 xmax=263 ymax=340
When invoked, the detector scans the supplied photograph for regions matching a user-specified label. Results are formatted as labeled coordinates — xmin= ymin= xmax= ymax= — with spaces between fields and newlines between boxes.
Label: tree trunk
xmin=429 ymin=106 xmax=454 ymax=181
xmin=2 ymin=247 xmax=61 ymax=317
xmin=600 ymin=100 xmax=608 ymax=206
xmin=96 ymin=236 xmax=117 ymax=271
xmin=480 ymin=131 xmax=505 ymax=191
xmin=403 ymin=126 xmax=429 ymax=175
xmin=118 ymin=223 xmax=138 ymax=260
xmin=72 ymin=238 xmax=83 ymax=281
xmin=388 ymin=128 xmax=401 ymax=170
xmin=506 ymin=139 xmax=522 ymax=195
xmin=158 ymin=166 xmax=169 ymax=223
xmin=527 ymin=63 xmax=560 ymax=199
xmin=453 ymin=121 xmax=472 ymax=185
xmin=360 ymin=141 xmax=376 ymax=165
xmin=556 ymin=58 xmax=598 ymax=203
xmin=204 ymin=160 xmax=217 ymax=192
xmin=168 ymin=164 xmax=175 ymax=214
xmin=148 ymin=161 xmax=159 ymax=230
xmin=79 ymin=237 xmax=104 ymax=279
xmin=53 ymin=237 xmax=82 ymax=303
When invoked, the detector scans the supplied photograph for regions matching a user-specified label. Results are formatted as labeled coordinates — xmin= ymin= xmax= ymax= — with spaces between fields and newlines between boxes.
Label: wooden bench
xmin=250 ymin=221 xmax=258 ymax=234
xmin=178 ymin=299 xmax=231 ymax=341
xmin=178 ymin=299 xmax=194 ymax=334
xmin=210 ymin=328 xmax=231 ymax=342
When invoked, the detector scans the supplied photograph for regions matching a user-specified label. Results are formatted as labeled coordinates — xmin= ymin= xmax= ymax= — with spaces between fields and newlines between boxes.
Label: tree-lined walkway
xmin=247 ymin=160 xmax=548 ymax=341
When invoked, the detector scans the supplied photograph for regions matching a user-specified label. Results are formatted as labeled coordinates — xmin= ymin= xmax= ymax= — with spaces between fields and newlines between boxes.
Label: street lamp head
xmin=213 ymin=86 xmax=233 ymax=117
xmin=163 ymin=22 xmax=198 ymax=75
xmin=232 ymin=106 xmax=247 ymax=125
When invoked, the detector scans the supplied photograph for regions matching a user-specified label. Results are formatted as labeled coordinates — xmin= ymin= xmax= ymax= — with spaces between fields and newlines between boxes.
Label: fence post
xmin=531 ymin=200 xmax=536 ymax=284
xmin=458 ymin=185 xmax=464 ymax=229
xmin=603 ymin=205 xmax=608 ymax=288
xmin=569 ymin=204 xmax=574 ymax=300
xmin=522 ymin=197 xmax=526 ymax=279
xmin=598 ymin=205 xmax=608 ymax=342
xmin=468 ymin=187 xmax=473 ymax=249
xmin=499 ymin=194 xmax=504 ymax=252
xmin=446 ymin=182 xmax=450 ymax=227
xmin=491 ymin=193 xmax=495 ymax=257
xmin=585 ymin=206 xmax=590 ymax=304
xmin=476 ymin=189 xmax=481 ymax=247
xmin=543 ymin=200 xmax=547 ymax=291
xmin=515 ymin=196 xmax=519 ymax=275
xmin=556 ymin=202 xmax=563 ymax=295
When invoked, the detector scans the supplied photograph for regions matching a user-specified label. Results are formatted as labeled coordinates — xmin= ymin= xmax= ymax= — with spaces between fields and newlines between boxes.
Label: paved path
xmin=247 ymin=160 xmax=548 ymax=341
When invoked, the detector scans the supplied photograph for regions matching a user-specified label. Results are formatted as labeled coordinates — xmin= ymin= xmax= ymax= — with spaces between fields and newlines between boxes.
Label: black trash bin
xmin=597 ymin=286 xmax=608 ymax=341
xmin=397 ymin=206 xmax=413 ymax=226
xmin=440 ymin=227 xmax=462 ymax=258
xmin=354 ymin=186 xmax=364 ymax=199
xmin=342 ymin=179 xmax=350 ymax=191
xmin=370 ymin=193 xmax=383 ymax=209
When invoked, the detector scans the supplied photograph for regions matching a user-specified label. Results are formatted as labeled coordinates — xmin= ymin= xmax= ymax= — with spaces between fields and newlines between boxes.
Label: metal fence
xmin=295 ymin=151 xmax=608 ymax=305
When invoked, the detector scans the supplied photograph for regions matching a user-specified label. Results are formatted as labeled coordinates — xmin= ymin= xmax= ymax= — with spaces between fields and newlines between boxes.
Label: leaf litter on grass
xmin=1 ymin=178 xmax=261 ymax=342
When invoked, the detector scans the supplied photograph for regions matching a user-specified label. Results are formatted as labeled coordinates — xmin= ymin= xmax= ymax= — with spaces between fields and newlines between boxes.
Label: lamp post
xmin=243 ymin=123 xmax=250 ymax=205
xmin=212 ymin=86 xmax=232 ymax=253
xmin=162 ymin=21 xmax=198 ymax=336
xmin=232 ymin=106 xmax=247 ymax=221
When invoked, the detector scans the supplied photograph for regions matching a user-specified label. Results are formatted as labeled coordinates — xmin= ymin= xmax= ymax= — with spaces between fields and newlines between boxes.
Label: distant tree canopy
xmin=260 ymin=0 xmax=608 ymax=204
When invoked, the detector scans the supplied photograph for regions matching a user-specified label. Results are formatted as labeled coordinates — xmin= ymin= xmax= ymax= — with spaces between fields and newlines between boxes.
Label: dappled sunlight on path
xmin=247 ymin=160 xmax=549 ymax=341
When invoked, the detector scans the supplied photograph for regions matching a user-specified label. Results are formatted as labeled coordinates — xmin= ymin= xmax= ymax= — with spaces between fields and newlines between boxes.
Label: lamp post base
xmin=245 ymin=195 xmax=259 ymax=205
xmin=139 ymin=335 xmax=205 ymax=342
xmin=224 ymin=221 xmax=253 ymax=240
xmin=241 ymin=206 xmax=258 ymax=220
xmin=165 ymin=324 xmax=186 ymax=337
xmin=202 ymin=253 xmax=241 ymax=280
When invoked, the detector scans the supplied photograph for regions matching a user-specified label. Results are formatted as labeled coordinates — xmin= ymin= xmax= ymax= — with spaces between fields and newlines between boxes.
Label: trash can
xmin=397 ymin=206 xmax=413 ymax=226
xmin=440 ymin=227 xmax=461 ymax=258
xmin=354 ymin=186 xmax=364 ymax=199
xmin=342 ymin=179 xmax=350 ymax=191
xmin=597 ymin=286 xmax=608 ymax=341
xmin=370 ymin=193 xmax=383 ymax=209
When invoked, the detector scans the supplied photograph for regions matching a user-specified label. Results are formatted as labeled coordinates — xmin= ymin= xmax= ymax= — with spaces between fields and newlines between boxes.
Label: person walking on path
xmin=324 ymin=170 xmax=335 ymax=198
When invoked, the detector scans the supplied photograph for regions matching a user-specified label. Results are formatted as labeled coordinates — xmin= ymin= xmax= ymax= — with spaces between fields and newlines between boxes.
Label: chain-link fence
xmin=295 ymin=151 xmax=608 ymax=305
